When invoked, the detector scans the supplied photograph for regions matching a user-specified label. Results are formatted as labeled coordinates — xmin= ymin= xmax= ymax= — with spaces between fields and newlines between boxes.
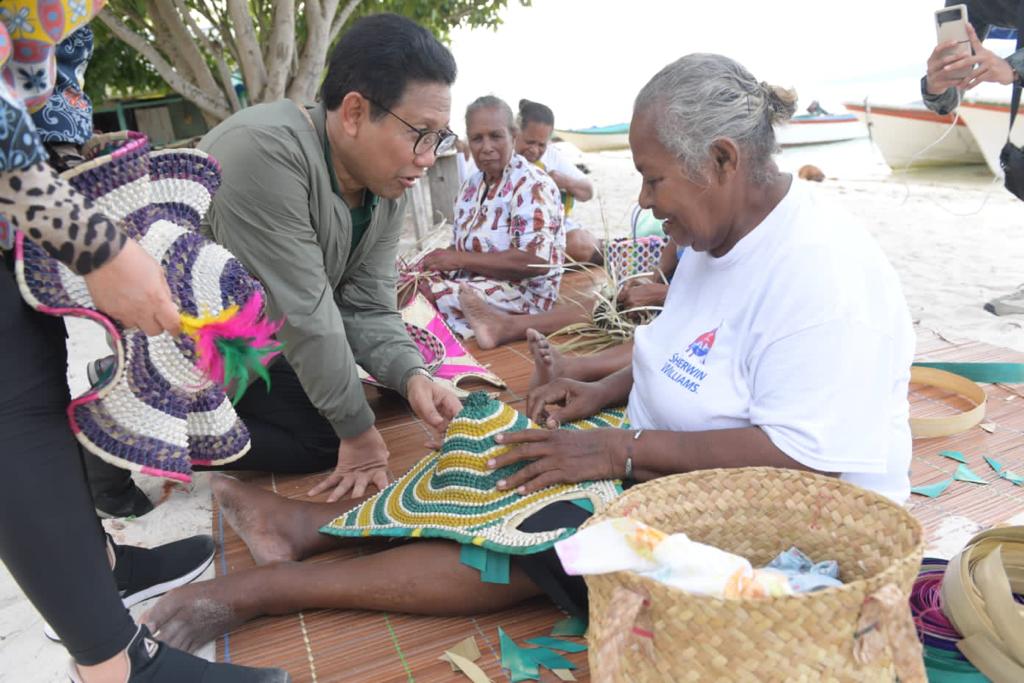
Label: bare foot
xmin=213 ymin=474 xmax=325 ymax=565
xmin=458 ymin=288 xmax=516 ymax=350
xmin=527 ymin=328 xmax=567 ymax=389
xmin=143 ymin=577 xmax=251 ymax=653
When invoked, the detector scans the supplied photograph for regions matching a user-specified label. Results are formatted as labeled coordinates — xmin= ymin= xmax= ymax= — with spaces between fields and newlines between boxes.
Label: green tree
xmin=94 ymin=0 xmax=530 ymax=122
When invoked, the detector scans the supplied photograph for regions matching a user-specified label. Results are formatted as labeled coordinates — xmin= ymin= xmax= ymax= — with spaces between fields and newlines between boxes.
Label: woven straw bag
xmin=583 ymin=467 xmax=925 ymax=682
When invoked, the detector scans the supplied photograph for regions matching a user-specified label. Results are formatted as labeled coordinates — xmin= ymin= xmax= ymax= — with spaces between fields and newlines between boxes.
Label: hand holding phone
xmin=926 ymin=4 xmax=974 ymax=94
xmin=936 ymin=5 xmax=973 ymax=79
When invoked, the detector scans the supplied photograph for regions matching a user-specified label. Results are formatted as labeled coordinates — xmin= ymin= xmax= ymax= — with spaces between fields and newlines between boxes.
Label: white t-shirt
xmin=627 ymin=181 xmax=914 ymax=503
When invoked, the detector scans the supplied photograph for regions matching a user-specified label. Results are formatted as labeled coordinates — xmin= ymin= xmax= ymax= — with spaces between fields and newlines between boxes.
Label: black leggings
xmin=0 ymin=253 xmax=135 ymax=665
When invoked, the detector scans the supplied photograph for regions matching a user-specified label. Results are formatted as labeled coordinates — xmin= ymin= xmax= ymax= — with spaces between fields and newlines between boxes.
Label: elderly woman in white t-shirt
xmin=496 ymin=53 xmax=915 ymax=504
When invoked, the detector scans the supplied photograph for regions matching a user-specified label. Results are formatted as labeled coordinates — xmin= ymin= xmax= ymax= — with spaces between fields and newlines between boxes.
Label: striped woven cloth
xmin=321 ymin=392 xmax=626 ymax=554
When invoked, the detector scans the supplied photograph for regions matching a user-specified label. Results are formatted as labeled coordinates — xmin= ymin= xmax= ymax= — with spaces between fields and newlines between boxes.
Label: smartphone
xmin=935 ymin=4 xmax=973 ymax=80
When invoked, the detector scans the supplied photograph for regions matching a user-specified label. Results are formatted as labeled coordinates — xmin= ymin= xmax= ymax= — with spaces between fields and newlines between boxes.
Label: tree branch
xmin=262 ymin=0 xmax=296 ymax=101
xmin=288 ymin=0 xmax=339 ymax=103
xmin=151 ymin=0 xmax=223 ymax=102
xmin=172 ymin=0 xmax=242 ymax=112
xmin=329 ymin=0 xmax=362 ymax=44
xmin=97 ymin=8 xmax=232 ymax=121
xmin=226 ymin=0 xmax=268 ymax=100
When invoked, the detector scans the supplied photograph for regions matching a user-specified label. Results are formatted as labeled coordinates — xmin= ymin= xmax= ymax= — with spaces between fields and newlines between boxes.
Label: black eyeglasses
xmin=366 ymin=97 xmax=456 ymax=156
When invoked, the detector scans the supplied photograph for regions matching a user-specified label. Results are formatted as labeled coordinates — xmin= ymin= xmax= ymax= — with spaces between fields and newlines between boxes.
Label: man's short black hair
xmin=320 ymin=13 xmax=457 ymax=118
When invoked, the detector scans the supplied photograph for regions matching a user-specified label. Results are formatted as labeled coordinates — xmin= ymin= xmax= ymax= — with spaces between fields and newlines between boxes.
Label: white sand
xmin=3 ymin=137 xmax=1023 ymax=680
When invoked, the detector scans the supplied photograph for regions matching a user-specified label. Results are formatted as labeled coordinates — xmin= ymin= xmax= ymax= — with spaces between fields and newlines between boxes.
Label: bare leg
xmin=527 ymin=329 xmax=634 ymax=389
xmin=144 ymin=541 xmax=541 ymax=652
xmin=565 ymin=229 xmax=603 ymax=266
xmin=459 ymin=288 xmax=593 ymax=350
xmin=212 ymin=473 xmax=371 ymax=564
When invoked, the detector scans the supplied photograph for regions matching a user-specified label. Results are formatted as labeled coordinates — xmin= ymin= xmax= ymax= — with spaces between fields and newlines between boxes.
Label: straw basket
xmin=583 ymin=467 xmax=925 ymax=682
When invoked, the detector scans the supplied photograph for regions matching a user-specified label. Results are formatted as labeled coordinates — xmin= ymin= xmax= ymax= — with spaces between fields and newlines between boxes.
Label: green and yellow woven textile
xmin=320 ymin=392 xmax=626 ymax=554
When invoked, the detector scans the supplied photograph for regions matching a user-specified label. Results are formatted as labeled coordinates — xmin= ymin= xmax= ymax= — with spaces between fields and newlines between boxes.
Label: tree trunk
xmin=286 ymin=0 xmax=340 ymax=104
xmin=226 ymin=0 xmax=268 ymax=101
xmin=261 ymin=0 xmax=296 ymax=102
xmin=97 ymin=8 xmax=232 ymax=121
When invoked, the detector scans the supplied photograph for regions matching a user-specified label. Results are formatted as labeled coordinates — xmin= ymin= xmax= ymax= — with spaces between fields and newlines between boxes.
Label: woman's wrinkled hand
xmin=526 ymin=377 xmax=611 ymax=428
xmin=487 ymin=428 xmax=627 ymax=494
xmin=419 ymin=248 xmax=464 ymax=273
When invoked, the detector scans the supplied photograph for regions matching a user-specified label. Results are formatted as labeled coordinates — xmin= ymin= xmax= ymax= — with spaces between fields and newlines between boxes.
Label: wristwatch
xmin=402 ymin=367 xmax=433 ymax=394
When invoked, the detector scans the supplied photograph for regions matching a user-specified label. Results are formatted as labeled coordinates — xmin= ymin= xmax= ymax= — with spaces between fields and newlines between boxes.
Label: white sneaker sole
xmin=44 ymin=549 xmax=214 ymax=642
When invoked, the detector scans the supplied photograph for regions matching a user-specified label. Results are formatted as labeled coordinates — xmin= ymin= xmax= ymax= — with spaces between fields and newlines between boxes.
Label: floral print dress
xmin=429 ymin=153 xmax=565 ymax=337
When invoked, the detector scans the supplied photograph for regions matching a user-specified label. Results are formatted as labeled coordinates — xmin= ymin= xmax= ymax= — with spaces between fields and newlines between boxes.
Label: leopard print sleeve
xmin=0 ymin=162 xmax=127 ymax=275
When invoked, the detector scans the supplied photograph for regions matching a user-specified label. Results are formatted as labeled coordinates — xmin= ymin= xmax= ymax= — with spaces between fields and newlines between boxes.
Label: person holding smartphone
xmin=923 ymin=1 xmax=1024 ymax=316
xmin=924 ymin=1 xmax=1024 ymax=110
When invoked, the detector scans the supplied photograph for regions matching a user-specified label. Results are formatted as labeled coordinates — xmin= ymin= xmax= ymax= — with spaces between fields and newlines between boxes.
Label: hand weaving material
xmin=321 ymin=392 xmax=624 ymax=553
xmin=15 ymin=132 xmax=280 ymax=481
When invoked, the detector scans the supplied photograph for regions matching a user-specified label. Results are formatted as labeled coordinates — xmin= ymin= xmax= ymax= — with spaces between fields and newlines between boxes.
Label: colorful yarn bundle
xmin=911 ymin=558 xmax=992 ymax=682
xmin=15 ymin=132 xmax=281 ymax=481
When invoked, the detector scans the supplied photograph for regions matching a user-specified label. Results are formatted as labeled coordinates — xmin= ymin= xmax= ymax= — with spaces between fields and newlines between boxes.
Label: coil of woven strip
xmin=941 ymin=526 xmax=1024 ymax=683
xmin=582 ymin=468 xmax=925 ymax=682
xmin=321 ymin=392 xmax=624 ymax=553
xmin=15 ymin=131 xmax=266 ymax=482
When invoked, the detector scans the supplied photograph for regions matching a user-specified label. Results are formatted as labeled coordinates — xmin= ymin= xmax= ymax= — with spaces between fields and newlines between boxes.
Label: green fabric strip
xmin=525 ymin=636 xmax=587 ymax=653
xmin=913 ymin=362 xmax=1024 ymax=383
xmin=459 ymin=544 xmax=488 ymax=572
xmin=500 ymin=627 xmax=541 ymax=681
xmin=550 ymin=616 xmax=588 ymax=636
xmin=482 ymin=548 xmax=511 ymax=584
xmin=569 ymin=498 xmax=595 ymax=513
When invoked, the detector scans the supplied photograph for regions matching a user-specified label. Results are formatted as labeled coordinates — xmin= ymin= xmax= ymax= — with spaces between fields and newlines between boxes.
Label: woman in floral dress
xmin=417 ymin=96 xmax=565 ymax=338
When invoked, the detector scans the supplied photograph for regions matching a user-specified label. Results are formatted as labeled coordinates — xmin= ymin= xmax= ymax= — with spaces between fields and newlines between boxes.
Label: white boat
xmin=955 ymin=100 xmax=1024 ymax=177
xmin=553 ymin=123 xmax=629 ymax=152
xmin=774 ymin=112 xmax=867 ymax=146
xmin=844 ymin=101 xmax=985 ymax=170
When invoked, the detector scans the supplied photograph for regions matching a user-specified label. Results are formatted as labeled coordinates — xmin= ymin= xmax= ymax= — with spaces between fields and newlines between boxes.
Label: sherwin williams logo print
xmin=686 ymin=327 xmax=718 ymax=364
xmin=660 ymin=327 xmax=719 ymax=394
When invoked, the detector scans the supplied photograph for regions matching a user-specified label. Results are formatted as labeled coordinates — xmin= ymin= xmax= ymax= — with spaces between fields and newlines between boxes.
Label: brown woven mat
xmin=212 ymin=321 xmax=1024 ymax=681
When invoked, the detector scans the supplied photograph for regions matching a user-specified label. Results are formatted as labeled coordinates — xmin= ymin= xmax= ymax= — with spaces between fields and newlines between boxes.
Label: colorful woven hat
xmin=15 ymin=132 xmax=280 ymax=482
xmin=321 ymin=392 xmax=625 ymax=554
xmin=357 ymin=293 xmax=505 ymax=398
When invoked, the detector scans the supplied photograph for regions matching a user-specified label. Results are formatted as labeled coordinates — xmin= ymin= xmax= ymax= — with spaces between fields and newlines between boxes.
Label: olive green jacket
xmin=199 ymin=100 xmax=424 ymax=438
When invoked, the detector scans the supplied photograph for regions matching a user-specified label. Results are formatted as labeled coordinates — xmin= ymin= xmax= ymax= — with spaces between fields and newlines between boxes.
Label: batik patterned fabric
xmin=15 ymin=131 xmax=265 ymax=482
xmin=429 ymin=153 xmax=564 ymax=338
xmin=358 ymin=293 xmax=506 ymax=397
xmin=321 ymin=392 xmax=625 ymax=554
xmin=31 ymin=24 xmax=93 ymax=144
xmin=0 ymin=0 xmax=104 ymax=173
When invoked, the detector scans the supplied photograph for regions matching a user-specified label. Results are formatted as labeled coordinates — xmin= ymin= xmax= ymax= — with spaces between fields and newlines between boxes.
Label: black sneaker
xmin=93 ymin=483 xmax=155 ymax=519
xmin=46 ymin=535 xmax=217 ymax=642
xmin=68 ymin=624 xmax=292 ymax=682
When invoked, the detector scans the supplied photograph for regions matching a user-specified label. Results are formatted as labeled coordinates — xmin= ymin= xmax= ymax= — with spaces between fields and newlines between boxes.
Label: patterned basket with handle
xmin=604 ymin=235 xmax=665 ymax=283
xmin=583 ymin=467 xmax=925 ymax=682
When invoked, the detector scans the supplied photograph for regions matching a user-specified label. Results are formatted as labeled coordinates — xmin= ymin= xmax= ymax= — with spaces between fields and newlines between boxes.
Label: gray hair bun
xmin=761 ymin=82 xmax=798 ymax=124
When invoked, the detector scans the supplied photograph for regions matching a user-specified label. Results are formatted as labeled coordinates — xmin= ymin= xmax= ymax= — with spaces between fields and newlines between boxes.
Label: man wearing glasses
xmin=188 ymin=13 xmax=463 ymax=502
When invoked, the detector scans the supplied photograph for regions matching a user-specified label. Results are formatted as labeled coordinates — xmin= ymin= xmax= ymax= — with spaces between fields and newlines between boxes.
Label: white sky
xmin=447 ymin=0 xmax=1011 ymax=132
